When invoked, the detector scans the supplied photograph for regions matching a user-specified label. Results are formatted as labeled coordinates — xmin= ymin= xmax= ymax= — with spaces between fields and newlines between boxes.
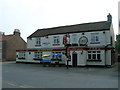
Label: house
xmin=1 ymin=29 xmax=26 ymax=61
xmin=16 ymin=13 xmax=115 ymax=66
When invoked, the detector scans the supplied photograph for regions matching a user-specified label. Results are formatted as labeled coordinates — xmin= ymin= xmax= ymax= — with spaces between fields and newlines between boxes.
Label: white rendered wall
xmin=27 ymin=30 xmax=111 ymax=49
xmin=105 ymin=50 xmax=111 ymax=65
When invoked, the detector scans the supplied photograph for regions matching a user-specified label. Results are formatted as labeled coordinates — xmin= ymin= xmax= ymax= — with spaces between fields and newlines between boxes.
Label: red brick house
xmin=0 ymin=29 xmax=26 ymax=61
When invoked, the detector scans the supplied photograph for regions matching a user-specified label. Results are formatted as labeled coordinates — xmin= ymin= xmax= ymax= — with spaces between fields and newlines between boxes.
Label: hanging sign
xmin=63 ymin=34 xmax=70 ymax=45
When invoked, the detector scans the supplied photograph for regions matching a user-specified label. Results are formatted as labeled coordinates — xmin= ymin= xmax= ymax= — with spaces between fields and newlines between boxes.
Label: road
xmin=2 ymin=61 xmax=119 ymax=88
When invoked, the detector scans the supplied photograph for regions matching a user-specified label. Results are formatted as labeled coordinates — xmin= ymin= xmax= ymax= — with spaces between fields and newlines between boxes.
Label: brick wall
xmin=4 ymin=36 xmax=26 ymax=61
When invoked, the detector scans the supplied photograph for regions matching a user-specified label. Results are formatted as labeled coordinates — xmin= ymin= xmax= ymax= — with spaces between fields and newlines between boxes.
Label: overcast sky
xmin=118 ymin=1 xmax=120 ymax=34
xmin=0 ymin=0 xmax=119 ymax=41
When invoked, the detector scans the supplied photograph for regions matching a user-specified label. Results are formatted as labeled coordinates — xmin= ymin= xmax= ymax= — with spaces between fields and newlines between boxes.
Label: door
xmin=72 ymin=53 xmax=77 ymax=67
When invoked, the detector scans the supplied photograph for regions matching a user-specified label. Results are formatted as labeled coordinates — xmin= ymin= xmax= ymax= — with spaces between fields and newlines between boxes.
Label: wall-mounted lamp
xmin=82 ymin=33 xmax=84 ymax=35
xmin=81 ymin=50 xmax=83 ymax=54
xmin=45 ymin=36 xmax=48 ymax=38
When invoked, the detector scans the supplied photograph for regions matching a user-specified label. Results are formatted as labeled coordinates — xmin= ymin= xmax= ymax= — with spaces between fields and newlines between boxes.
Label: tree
xmin=115 ymin=34 xmax=120 ymax=53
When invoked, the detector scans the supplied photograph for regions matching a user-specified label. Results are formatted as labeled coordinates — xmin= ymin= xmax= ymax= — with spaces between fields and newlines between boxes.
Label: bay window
xmin=87 ymin=51 xmax=101 ymax=61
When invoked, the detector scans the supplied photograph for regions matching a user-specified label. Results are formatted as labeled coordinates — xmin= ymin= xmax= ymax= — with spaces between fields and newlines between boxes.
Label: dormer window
xmin=36 ymin=37 xmax=41 ymax=46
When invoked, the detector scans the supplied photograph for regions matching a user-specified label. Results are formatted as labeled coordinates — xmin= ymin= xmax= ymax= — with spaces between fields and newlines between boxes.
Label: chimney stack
xmin=107 ymin=13 xmax=112 ymax=22
xmin=14 ymin=29 xmax=20 ymax=36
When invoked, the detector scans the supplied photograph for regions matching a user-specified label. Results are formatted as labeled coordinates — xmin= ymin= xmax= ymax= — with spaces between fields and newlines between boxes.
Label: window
xmin=87 ymin=51 xmax=101 ymax=60
xmin=91 ymin=33 xmax=99 ymax=43
xmin=53 ymin=36 xmax=60 ymax=44
xmin=71 ymin=34 xmax=77 ymax=43
xmin=28 ymin=38 xmax=32 ymax=40
xmin=18 ymin=52 xmax=25 ymax=59
xmin=36 ymin=37 xmax=41 ymax=45
xmin=34 ymin=52 xmax=42 ymax=59
xmin=52 ymin=52 xmax=62 ymax=60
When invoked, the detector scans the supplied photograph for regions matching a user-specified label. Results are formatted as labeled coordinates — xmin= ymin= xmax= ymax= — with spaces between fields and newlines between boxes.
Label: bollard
xmin=67 ymin=60 xmax=69 ymax=69
xmin=66 ymin=60 xmax=70 ymax=69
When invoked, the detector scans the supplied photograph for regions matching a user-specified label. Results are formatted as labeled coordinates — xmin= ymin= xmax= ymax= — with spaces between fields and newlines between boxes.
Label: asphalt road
xmin=2 ymin=61 xmax=119 ymax=88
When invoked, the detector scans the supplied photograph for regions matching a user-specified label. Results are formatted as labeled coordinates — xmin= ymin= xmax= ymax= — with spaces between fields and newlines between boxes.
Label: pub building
xmin=16 ymin=13 xmax=115 ymax=67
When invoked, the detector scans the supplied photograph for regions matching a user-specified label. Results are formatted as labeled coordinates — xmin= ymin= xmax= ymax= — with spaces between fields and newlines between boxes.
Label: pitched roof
xmin=28 ymin=21 xmax=111 ymax=38
xmin=0 ymin=35 xmax=13 ymax=41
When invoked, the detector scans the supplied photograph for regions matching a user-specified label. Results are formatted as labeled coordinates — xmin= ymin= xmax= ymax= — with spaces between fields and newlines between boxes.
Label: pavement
xmin=2 ymin=61 xmax=119 ymax=88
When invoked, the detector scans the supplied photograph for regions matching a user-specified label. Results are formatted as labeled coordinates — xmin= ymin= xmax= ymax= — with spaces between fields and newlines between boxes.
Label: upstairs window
xmin=36 ymin=37 xmax=41 ymax=46
xmin=91 ymin=33 xmax=99 ymax=43
xmin=53 ymin=36 xmax=60 ymax=45
xmin=71 ymin=34 xmax=77 ymax=44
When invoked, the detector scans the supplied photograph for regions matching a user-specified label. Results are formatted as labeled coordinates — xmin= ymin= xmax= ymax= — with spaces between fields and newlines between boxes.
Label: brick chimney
xmin=14 ymin=29 xmax=20 ymax=36
xmin=0 ymin=31 xmax=5 ymax=36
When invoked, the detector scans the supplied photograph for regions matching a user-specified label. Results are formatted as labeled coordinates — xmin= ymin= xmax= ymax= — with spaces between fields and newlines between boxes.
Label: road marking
xmin=7 ymin=82 xmax=17 ymax=86
xmin=3 ymin=80 xmax=35 ymax=88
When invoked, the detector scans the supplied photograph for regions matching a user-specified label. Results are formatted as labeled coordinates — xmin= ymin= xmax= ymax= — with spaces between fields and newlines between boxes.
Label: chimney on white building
xmin=107 ymin=13 xmax=112 ymax=22
xmin=14 ymin=29 xmax=20 ymax=36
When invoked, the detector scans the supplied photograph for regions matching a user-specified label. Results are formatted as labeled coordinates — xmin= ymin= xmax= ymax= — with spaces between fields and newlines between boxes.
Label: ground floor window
xmin=52 ymin=52 xmax=62 ymax=60
xmin=87 ymin=51 xmax=101 ymax=60
xmin=34 ymin=52 xmax=42 ymax=59
xmin=18 ymin=52 xmax=25 ymax=59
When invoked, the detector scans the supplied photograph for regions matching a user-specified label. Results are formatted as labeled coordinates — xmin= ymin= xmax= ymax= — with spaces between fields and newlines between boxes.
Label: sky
xmin=118 ymin=1 xmax=120 ymax=34
xmin=0 ymin=0 xmax=119 ymax=41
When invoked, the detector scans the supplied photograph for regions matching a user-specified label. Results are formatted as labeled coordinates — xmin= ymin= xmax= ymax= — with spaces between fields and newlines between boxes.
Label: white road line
xmin=3 ymin=80 xmax=35 ymax=88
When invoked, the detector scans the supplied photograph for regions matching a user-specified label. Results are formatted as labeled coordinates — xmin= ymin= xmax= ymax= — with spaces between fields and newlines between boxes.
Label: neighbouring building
xmin=1 ymin=29 xmax=26 ymax=61
xmin=16 ymin=13 xmax=115 ymax=66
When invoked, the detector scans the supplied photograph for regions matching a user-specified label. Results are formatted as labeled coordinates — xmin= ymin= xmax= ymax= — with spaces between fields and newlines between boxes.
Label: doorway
xmin=72 ymin=52 xmax=77 ymax=67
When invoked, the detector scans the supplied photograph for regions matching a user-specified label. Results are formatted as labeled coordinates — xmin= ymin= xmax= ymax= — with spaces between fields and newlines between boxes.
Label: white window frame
xmin=87 ymin=51 xmax=101 ymax=60
xmin=71 ymin=34 xmax=77 ymax=43
xmin=91 ymin=33 xmax=99 ymax=43
xmin=18 ymin=52 xmax=25 ymax=58
xmin=34 ymin=52 xmax=42 ymax=59
xmin=52 ymin=52 xmax=62 ymax=60
xmin=53 ymin=36 xmax=60 ymax=44
xmin=36 ymin=37 xmax=41 ymax=45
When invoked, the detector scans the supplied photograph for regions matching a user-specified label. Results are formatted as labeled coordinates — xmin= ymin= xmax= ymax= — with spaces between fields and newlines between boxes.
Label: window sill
xmin=71 ymin=44 xmax=78 ymax=46
xmin=51 ymin=59 xmax=62 ymax=61
xmin=53 ymin=44 xmax=60 ymax=46
xmin=87 ymin=59 xmax=102 ymax=62
xmin=35 ymin=45 xmax=41 ymax=46
xmin=80 ymin=44 xmax=87 ymax=46
xmin=33 ymin=58 xmax=42 ymax=60
xmin=90 ymin=42 xmax=100 ymax=44
xmin=18 ymin=58 xmax=25 ymax=59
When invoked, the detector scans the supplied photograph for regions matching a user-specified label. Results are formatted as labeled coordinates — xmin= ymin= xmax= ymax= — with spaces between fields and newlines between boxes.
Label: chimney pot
xmin=107 ymin=13 xmax=112 ymax=22
xmin=14 ymin=29 xmax=20 ymax=36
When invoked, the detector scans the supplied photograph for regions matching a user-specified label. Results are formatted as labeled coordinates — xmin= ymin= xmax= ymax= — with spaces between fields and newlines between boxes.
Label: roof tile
xmin=28 ymin=21 xmax=111 ymax=38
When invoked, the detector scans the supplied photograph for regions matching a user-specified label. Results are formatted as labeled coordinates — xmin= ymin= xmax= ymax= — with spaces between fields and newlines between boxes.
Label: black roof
xmin=28 ymin=21 xmax=111 ymax=38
